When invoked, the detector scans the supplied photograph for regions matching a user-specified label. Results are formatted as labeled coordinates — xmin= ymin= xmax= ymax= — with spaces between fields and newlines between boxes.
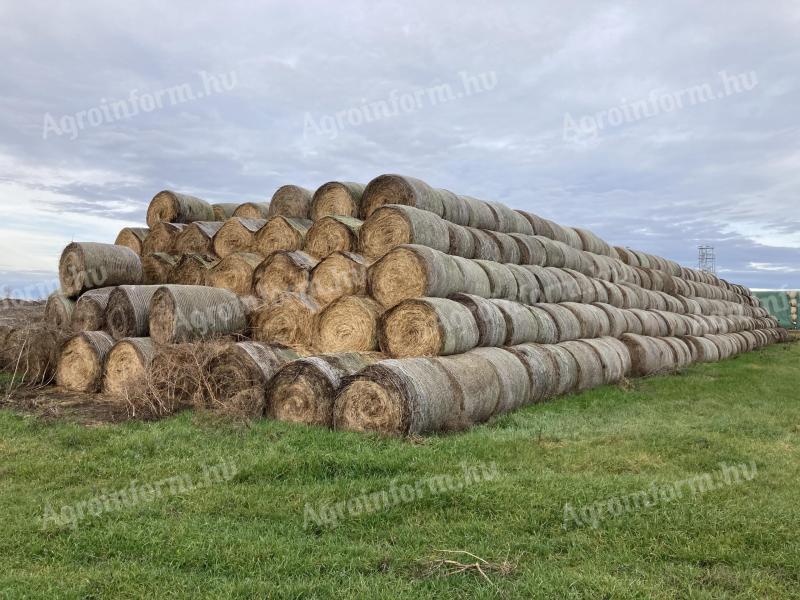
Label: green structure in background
xmin=753 ymin=291 xmax=799 ymax=329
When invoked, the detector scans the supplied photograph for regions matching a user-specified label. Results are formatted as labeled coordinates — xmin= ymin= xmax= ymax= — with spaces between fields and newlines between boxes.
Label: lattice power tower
xmin=698 ymin=245 xmax=716 ymax=274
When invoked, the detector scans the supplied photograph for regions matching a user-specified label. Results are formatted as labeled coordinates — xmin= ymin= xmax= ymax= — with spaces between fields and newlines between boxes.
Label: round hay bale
xmin=59 ymin=242 xmax=143 ymax=298
xmin=308 ymin=251 xmax=369 ymax=307
xmin=628 ymin=309 xmax=665 ymax=337
xmin=527 ymin=306 xmax=559 ymax=344
xmin=212 ymin=217 xmax=266 ymax=258
xmin=537 ymin=304 xmax=581 ymax=342
xmin=379 ymin=297 xmax=479 ymax=358
xmin=591 ymin=302 xmax=627 ymax=338
xmin=359 ymin=204 xmax=449 ymax=258
xmin=506 ymin=342 xmax=558 ymax=401
xmin=662 ymin=337 xmax=693 ymax=369
xmin=44 ymin=292 xmax=75 ymax=330
xmin=450 ymin=293 xmax=508 ymax=347
xmin=682 ymin=335 xmax=719 ymax=363
xmin=267 ymin=351 xmax=382 ymax=426
xmin=461 ymin=195 xmax=496 ymax=229
xmin=368 ymin=245 xmax=464 ymax=308
xmin=141 ymin=343 xmax=220 ymax=414
xmin=432 ymin=351 xmax=501 ymax=425
xmin=485 ymin=231 xmax=521 ymax=264
xmin=268 ymin=185 xmax=314 ymax=219
xmin=578 ymin=338 xmax=626 ymax=384
xmin=253 ymin=250 xmax=317 ymax=301
xmin=452 ymin=256 xmax=492 ymax=298
xmin=574 ymin=228 xmax=612 ymax=256
xmin=486 ymin=202 xmax=533 ymax=235
xmin=148 ymin=285 xmax=246 ymax=344
xmin=71 ymin=287 xmax=115 ymax=332
xmin=469 ymin=347 xmax=531 ymax=414
xmin=564 ymin=269 xmax=596 ymax=303
xmin=506 ymin=264 xmax=541 ymax=304
xmin=207 ymin=252 xmax=262 ymax=296
xmin=562 ymin=302 xmax=604 ymax=339
xmin=490 ymin=299 xmax=540 ymax=345
xmin=589 ymin=278 xmax=609 ymax=304
xmin=102 ymin=337 xmax=156 ymax=397
xmin=233 ymin=202 xmax=271 ymax=219
xmin=547 ymin=268 xmax=580 ymax=302
xmin=540 ymin=344 xmax=579 ymax=396
xmin=333 ymin=357 xmax=460 ymax=435
xmin=56 ymin=331 xmax=115 ymax=392
xmin=253 ymin=216 xmax=312 ymax=255
xmin=205 ymin=342 xmax=298 ymax=416
xmin=304 ymin=215 xmax=363 ymax=258
xmin=105 ymin=285 xmax=161 ymax=339
xmin=142 ymin=222 xmax=187 ymax=255
xmin=114 ymin=227 xmax=149 ymax=255
xmin=250 ymin=291 xmax=320 ymax=352
xmin=509 ymin=234 xmax=546 ymax=266
xmin=212 ymin=203 xmax=238 ymax=221
xmin=517 ymin=211 xmax=554 ymax=238
xmin=558 ymin=340 xmax=605 ymax=391
xmin=142 ymin=253 xmax=179 ymax=285
xmin=5 ymin=326 xmax=64 ymax=385
xmin=618 ymin=308 xmax=643 ymax=335
xmin=311 ymin=181 xmax=365 ymax=220
xmin=621 ymin=333 xmax=673 ymax=376
xmin=171 ymin=254 xmax=218 ymax=286
xmin=467 ymin=228 xmax=503 ymax=262
xmin=446 ymin=222 xmax=475 ymax=258
xmin=146 ymin=190 xmax=213 ymax=228
xmin=315 ymin=296 xmax=383 ymax=353
xmin=475 ymin=261 xmax=518 ymax=300
xmin=600 ymin=336 xmax=633 ymax=376
xmin=536 ymin=236 xmax=565 ymax=268
xmin=175 ymin=221 xmax=223 ymax=255
xmin=525 ymin=265 xmax=562 ymax=303
xmin=360 ymin=174 xmax=444 ymax=220
xmin=598 ymin=281 xmax=625 ymax=308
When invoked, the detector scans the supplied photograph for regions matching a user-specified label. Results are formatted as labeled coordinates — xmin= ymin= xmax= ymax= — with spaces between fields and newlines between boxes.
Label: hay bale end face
xmin=250 ymin=291 xmax=320 ymax=352
xmin=142 ymin=253 xmax=179 ymax=285
xmin=59 ymin=242 xmax=143 ymax=298
xmin=253 ymin=250 xmax=317 ymax=301
xmin=146 ymin=190 xmax=214 ymax=228
xmin=268 ymin=185 xmax=314 ymax=219
xmin=233 ymin=202 xmax=271 ymax=220
xmin=102 ymin=337 xmax=156 ymax=397
xmin=171 ymin=254 xmax=218 ymax=286
xmin=315 ymin=295 xmax=383 ymax=353
xmin=311 ymin=181 xmax=365 ymax=220
xmin=175 ymin=221 xmax=223 ymax=255
xmin=206 ymin=252 xmax=262 ymax=296
xmin=304 ymin=215 xmax=363 ymax=259
xmin=212 ymin=203 xmax=239 ymax=221
xmin=56 ymin=331 xmax=115 ymax=392
xmin=254 ymin=216 xmax=312 ymax=255
xmin=213 ymin=217 xmax=266 ymax=258
xmin=44 ymin=292 xmax=75 ymax=330
xmin=105 ymin=285 xmax=162 ymax=339
xmin=71 ymin=287 xmax=116 ymax=332
xmin=308 ymin=252 xmax=369 ymax=307
xmin=359 ymin=204 xmax=450 ymax=259
xmin=142 ymin=222 xmax=188 ymax=256
xmin=114 ymin=227 xmax=150 ymax=255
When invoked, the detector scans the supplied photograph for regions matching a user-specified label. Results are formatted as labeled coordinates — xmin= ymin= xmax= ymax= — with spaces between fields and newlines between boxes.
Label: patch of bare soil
xmin=0 ymin=298 xmax=45 ymax=327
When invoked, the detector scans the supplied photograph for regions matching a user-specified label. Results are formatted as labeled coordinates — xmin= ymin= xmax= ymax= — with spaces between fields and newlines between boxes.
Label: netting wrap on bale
xmin=311 ymin=181 xmax=365 ymax=220
xmin=148 ymin=285 xmax=246 ymax=344
xmin=56 ymin=330 xmax=115 ymax=392
xmin=59 ymin=242 xmax=143 ymax=297
xmin=71 ymin=287 xmax=116 ymax=332
xmin=44 ymin=292 xmax=75 ymax=329
xmin=268 ymin=185 xmax=314 ymax=219
xmin=114 ymin=227 xmax=150 ymax=255
xmin=102 ymin=337 xmax=156 ymax=398
xmin=146 ymin=190 xmax=214 ymax=227
xmin=105 ymin=285 xmax=162 ymax=339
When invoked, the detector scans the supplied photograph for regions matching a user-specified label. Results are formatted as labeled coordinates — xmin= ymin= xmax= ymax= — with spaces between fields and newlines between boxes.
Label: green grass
xmin=1 ymin=343 xmax=798 ymax=599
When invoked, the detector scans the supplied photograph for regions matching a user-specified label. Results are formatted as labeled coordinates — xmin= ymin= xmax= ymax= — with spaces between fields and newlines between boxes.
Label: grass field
xmin=1 ymin=342 xmax=798 ymax=598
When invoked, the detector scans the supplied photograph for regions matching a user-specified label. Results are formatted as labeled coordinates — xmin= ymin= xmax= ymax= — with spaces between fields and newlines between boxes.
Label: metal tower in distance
xmin=698 ymin=245 xmax=716 ymax=274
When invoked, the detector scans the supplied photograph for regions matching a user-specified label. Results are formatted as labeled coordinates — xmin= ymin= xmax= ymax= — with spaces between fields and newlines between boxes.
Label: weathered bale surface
xmin=333 ymin=357 xmax=460 ymax=435
xmin=171 ymin=254 xmax=218 ymax=286
xmin=311 ymin=181 xmax=365 ymax=220
xmin=475 ymin=260 xmax=518 ymax=300
xmin=304 ymin=215 xmax=363 ymax=258
xmin=213 ymin=217 xmax=266 ymax=258
xmin=528 ymin=306 xmax=559 ymax=344
xmin=59 ymin=242 xmax=143 ymax=297
xmin=250 ymin=291 xmax=320 ymax=351
xmin=44 ymin=292 xmax=75 ymax=330
xmin=360 ymin=174 xmax=445 ymax=220
xmin=540 ymin=344 xmax=579 ymax=396
xmin=460 ymin=195 xmax=496 ymax=229
xmin=142 ymin=253 xmax=179 ymax=285
xmin=146 ymin=190 xmax=214 ymax=228
xmin=561 ymin=302 xmax=604 ymax=339
xmin=379 ymin=297 xmax=479 ymax=357
xmin=268 ymin=185 xmax=314 ymax=219
xmin=536 ymin=304 xmax=582 ymax=342
xmin=254 ymin=216 xmax=312 ymax=255
xmin=487 ymin=203 xmax=534 ymax=235
xmin=469 ymin=228 xmax=503 ymax=262
xmin=662 ymin=337 xmax=693 ymax=369
xmin=506 ymin=264 xmax=541 ymax=305
xmin=506 ymin=343 xmax=558 ymax=402
xmin=469 ymin=347 xmax=531 ymax=414
xmin=558 ymin=340 xmax=605 ymax=391
xmin=148 ymin=285 xmax=246 ymax=344
xmin=486 ymin=231 xmax=521 ymax=264
xmin=525 ymin=266 xmax=562 ymax=303
xmin=175 ymin=221 xmax=223 ymax=255
xmin=315 ymin=296 xmax=383 ymax=353
xmin=253 ymin=250 xmax=317 ymax=301
xmin=566 ymin=269 xmax=596 ymax=303
xmin=105 ymin=285 xmax=161 ymax=339
xmin=308 ymin=252 xmax=369 ymax=306
xmin=267 ymin=351 xmax=382 ymax=426
xmin=368 ymin=245 xmax=464 ymax=308
xmin=206 ymin=342 xmax=298 ymax=416
xmin=233 ymin=202 xmax=271 ymax=219
xmin=71 ymin=287 xmax=115 ymax=332
xmin=574 ymin=227 xmax=612 ymax=256
xmin=5 ymin=326 xmax=64 ymax=385
xmin=56 ymin=330 xmax=114 ymax=392
xmin=510 ymin=234 xmax=547 ymax=266
xmin=592 ymin=302 xmax=628 ymax=338
xmin=579 ymin=337 xmax=628 ymax=384
xmin=212 ymin=203 xmax=239 ymax=221
xmin=621 ymin=333 xmax=673 ymax=376
xmin=432 ymin=351 xmax=501 ymax=426
xmin=548 ymin=268 xmax=581 ymax=302
xmin=490 ymin=299 xmax=540 ymax=345
xmin=359 ymin=204 xmax=450 ymax=258
xmin=628 ymin=309 xmax=665 ymax=337
xmin=449 ymin=293 xmax=507 ymax=347
xmin=102 ymin=337 xmax=156 ymax=397
xmin=142 ymin=222 xmax=188 ymax=255
xmin=114 ymin=227 xmax=150 ymax=255
xmin=451 ymin=256 xmax=492 ymax=298
xmin=207 ymin=252 xmax=262 ymax=295
xmin=446 ymin=222 xmax=475 ymax=258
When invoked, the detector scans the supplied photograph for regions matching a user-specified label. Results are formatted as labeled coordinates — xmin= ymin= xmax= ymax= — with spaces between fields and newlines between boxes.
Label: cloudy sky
xmin=1 ymin=0 xmax=798 ymax=297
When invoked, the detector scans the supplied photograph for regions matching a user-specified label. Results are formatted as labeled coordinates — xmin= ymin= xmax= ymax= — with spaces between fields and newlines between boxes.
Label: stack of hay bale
xmin=7 ymin=175 xmax=786 ymax=435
